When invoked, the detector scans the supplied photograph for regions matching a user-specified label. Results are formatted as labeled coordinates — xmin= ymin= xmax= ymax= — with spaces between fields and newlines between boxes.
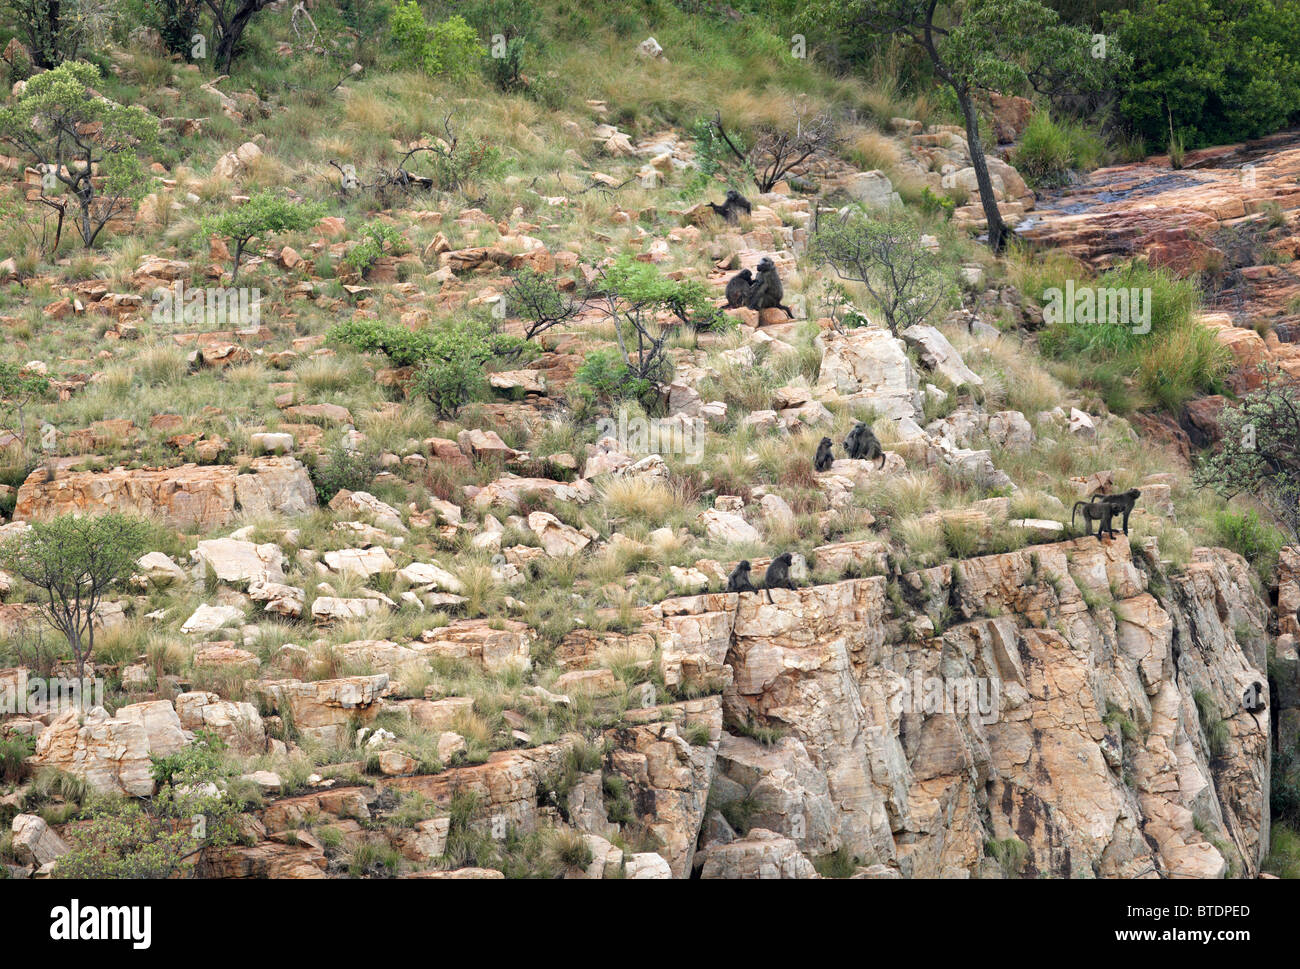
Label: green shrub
xmin=1013 ymin=112 xmax=1105 ymax=187
xmin=1212 ymin=509 xmax=1285 ymax=581
xmin=390 ymin=4 xmax=485 ymax=79
xmin=342 ymin=221 xmax=405 ymax=275
xmin=308 ymin=442 xmax=381 ymax=504
xmin=1110 ymin=0 xmax=1300 ymax=151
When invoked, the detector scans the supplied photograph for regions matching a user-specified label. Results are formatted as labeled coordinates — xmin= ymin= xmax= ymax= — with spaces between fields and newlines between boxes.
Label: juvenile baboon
xmin=763 ymin=552 xmax=796 ymax=591
xmin=708 ymin=189 xmax=752 ymax=224
xmin=1072 ymin=498 xmax=1117 ymax=538
xmin=843 ymin=422 xmax=885 ymax=468
xmin=727 ymin=560 xmax=757 ymax=593
xmin=724 ymin=269 xmax=754 ymax=308
xmin=1244 ymin=681 xmax=1267 ymax=714
xmin=745 ymin=257 xmax=794 ymax=318
xmin=814 ymin=436 xmax=835 ymax=472
xmin=1103 ymin=488 xmax=1141 ymax=536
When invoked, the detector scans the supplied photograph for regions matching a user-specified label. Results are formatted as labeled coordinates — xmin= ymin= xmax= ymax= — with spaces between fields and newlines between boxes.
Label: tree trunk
xmin=215 ymin=1 xmax=266 ymax=72
xmin=957 ymin=90 xmax=1008 ymax=253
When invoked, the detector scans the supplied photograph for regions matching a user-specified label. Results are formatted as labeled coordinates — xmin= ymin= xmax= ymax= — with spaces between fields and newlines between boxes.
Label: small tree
xmin=503 ymin=268 xmax=585 ymax=342
xmin=3 ymin=0 xmax=90 ymax=68
xmin=328 ymin=317 xmax=528 ymax=419
xmin=201 ymin=0 xmax=275 ymax=73
xmin=804 ymin=0 xmax=1121 ymax=251
xmin=390 ymin=4 xmax=485 ymax=79
xmin=1194 ymin=367 xmax=1300 ymax=543
xmin=201 ymin=192 xmax=326 ymax=283
xmin=0 ymin=513 xmax=150 ymax=680
xmin=709 ymin=102 xmax=841 ymax=194
xmin=592 ymin=256 xmax=723 ymax=399
xmin=0 ymin=361 xmax=51 ymax=456
xmin=810 ymin=211 xmax=954 ymax=336
xmin=0 ymin=61 xmax=160 ymax=248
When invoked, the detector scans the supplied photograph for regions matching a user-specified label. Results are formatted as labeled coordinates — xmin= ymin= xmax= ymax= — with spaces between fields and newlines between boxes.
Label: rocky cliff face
xmin=646 ymin=535 xmax=1270 ymax=878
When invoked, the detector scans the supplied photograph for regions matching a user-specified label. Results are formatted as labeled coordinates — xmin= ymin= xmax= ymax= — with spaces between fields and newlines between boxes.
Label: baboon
xmin=844 ymin=421 xmax=886 ymax=468
xmin=724 ymin=269 xmax=754 ymax=308
xmin=726 ymin=560 xmax=757 ymax=594
xmin=1072 ymin=498 xmax=1117 ymax=538
xmin=1244 ymin=681 xmax=1267 ymax=714
xmin=763 ymin=552 xmax=796 ymax=591
xmin=1102 ymin=488 xmax=1141 ymax=536
xmin=745 ymin=257 xmax=794 ymax=318
xmin=814 ymin=436 xmax=835 ymax=472
xmin=708 ymin=189 xmax=752 ymax=224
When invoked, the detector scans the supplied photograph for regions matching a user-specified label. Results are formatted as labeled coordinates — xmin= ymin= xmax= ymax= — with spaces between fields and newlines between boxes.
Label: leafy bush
xmin=0 ymin=513 xmax=150 ymax=679
xmin=810 ymin=210 xmax=955 ymax=337
xmin=329 ymin=317 xmax=527 ymax=419
xmin=201 ymin=192 xmax=326 ymax=282
xmin=342 ymin=221 xmax=405 ymax=275
xmin=390 ymin=3 xmax=485 ymax=79
xmin=1211 ymin=510 xmax=1285 ymax=583
xmin=141 ymin=0 xmax=203 ymax=56
xmin=1110 ymin=0 xmax=1300 ymax=151
xmin=308 ymin=441 xmax=380 ymax=504
xmin=1195 ymin=369 xmax=1300 ymax=544
xmin=1013 ymin=112 xmax=1104 ymax=187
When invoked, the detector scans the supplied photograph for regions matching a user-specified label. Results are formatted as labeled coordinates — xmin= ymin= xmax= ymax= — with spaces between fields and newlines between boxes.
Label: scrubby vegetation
xmin=0 ymin=0 xmax=1293 ymax=885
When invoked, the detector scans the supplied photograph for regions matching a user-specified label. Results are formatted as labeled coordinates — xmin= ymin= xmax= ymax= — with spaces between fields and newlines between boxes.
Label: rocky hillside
xmin=0 ymin=2 xmax=1292 ymax=880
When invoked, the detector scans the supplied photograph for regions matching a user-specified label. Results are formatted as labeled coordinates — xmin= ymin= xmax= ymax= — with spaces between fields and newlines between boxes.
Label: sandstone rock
xmin=699 ymin=828 xmax=819 ymax=879
xmin=814 ymin=326 xmax=922 ymax=420
xmin=30 ymin=707 xmax=155 ymax=796
xmin=697 ymin=508 xmax=761 ymax=545
xmin=311 ymin=597 xmax=388 ymax=625
xmin=14 ymin=458 xmax=316 ymax=531
xmin=527 ymin=511 xmax=591 ymax=557
xmin=247 ymin=579 xmax=305 ymax=619
xmin=175 ymin=691 xmax=265 ymax=749
xmin=11 ymin=814 xmax=68 ymax=868
xmin=902 ymin=325 xmax=984 ymax=388
xmin=181 ymin=603 xmax=244 ymax=635
xmin=256 ymin=675 xmax=388 ymax=743
xmin=193 ymin=538 xmax=286 ymax=586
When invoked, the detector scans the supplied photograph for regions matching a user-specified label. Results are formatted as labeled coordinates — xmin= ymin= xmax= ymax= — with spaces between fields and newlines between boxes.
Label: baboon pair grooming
xmin=724 ymin=257 xmax=794 ymax=318
xmin=726 ymin=553 xmax=796 ymax=594
xmin=1071 ymin=489 xmax=1141 ymax=539
xmin=813 ymin=422 xmax=886 ymax=472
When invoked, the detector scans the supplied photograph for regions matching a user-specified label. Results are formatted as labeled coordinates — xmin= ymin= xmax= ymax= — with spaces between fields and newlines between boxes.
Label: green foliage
xmin=0 ymin=735 xmax=34 ymax=784
xmin=1013 ymin=111 xmax=1104 ymax=186
xmin=58 ymin=735 xmax=244 ymax=878
xmin=1194 ymin=369 xmax=1300 ymax=544
xmin=918 ymin=186 xmax=956 ymax=219
xmin=810 ymin=210 xmax=955 ymax=336
xmin=803 ymin=0 xmax=1125 ymax=249
xmin=985 ymin=837 xmax=1029 ymax=876
xmin=139 ymin=0 xmax=203 ymax=56
xmin=2 ymin=0 xmax=92 ymax=67
xmin=419 ymin=133 xmax=506 ymax=192
xmin=329 ymin=317 xmax=526 ymax=419
xmin=308 ymin=441 xmax=380 ymax=504
xmin=412 ymin=319 xmax=522 ymax=418
xmin=342 ymin=221 xmax=405 ymax=274
xmin=201 ymin=192 xmax=326 ymax=282
xmin=390 ymin=3 xmax=485 ymax=79
xmin=1211 ymin=509 xmax=1286 ymax=580
xmin=1109 ymin=0 xmax=1300 ymax=151
xmin=327 ymin=317 xmax=435 ymax=368
xmin=0 ymin=513 xmax=150 ymax=679
xmin=0 ymin=360 xmax=51 ymax=452
xmin=0 ymin=61 xmax=160 ymax=247
xmin=1034 ymin=260 xmax=1227 ymax=414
